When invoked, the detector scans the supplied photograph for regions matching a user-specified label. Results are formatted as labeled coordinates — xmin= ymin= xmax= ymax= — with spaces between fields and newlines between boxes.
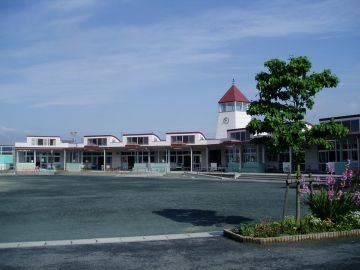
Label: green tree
xmin=247 ymin=56 xmax=348 ymax=226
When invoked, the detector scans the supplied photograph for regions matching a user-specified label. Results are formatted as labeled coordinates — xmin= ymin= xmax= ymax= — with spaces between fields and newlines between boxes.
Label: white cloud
xmin=0 ymin=0 xmax=359 ymax=108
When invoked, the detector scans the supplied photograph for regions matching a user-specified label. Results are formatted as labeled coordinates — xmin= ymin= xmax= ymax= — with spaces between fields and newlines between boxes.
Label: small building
xmin=0 ymin=145 xmax=14 ymax=171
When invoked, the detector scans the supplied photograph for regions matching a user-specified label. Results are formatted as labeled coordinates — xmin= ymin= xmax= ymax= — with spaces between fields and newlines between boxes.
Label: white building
xmin=13 ymin=83 xmax=360 ymax=174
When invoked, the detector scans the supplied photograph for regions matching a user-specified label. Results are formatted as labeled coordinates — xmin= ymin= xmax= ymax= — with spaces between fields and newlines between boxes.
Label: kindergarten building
xmin=10 ymin=83 xmax=360 ymax=174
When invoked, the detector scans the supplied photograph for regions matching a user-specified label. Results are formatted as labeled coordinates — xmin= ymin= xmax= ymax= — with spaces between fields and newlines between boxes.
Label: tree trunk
xmin=282 ymin=176 xmax=290 ymax=222
xmin=295 ymin=164 xmax=301 ymax=227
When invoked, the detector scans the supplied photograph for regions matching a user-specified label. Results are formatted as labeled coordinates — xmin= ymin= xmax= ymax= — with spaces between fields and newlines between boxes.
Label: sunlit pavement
xmin=0 ymin=236 xmax=359 ymax=270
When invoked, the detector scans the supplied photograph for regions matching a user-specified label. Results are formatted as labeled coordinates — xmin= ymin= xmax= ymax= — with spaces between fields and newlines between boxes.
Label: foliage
xmin=235 ymin=212 xmax=360 ymax=238
xmin=247 ymin=56 xmax=348 ymax=162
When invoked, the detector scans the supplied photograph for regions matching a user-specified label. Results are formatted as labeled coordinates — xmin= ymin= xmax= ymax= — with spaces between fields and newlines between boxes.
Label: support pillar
xmin=262 ymin=145 xmax=265 ymax=163
xmin=190 ymin=147 xmax=193 ymax=172
xmin=289 ymin=147 xmax=292 ymax=174
xmin=357 ymin=136 xmax=360 ymax=171
xmin=63 ymin=149 xmax=66 ymax=171
xmin=34 ymin=150 xmax=37 ymax=168
xmin=14 ymin=149 xmax=17 ymax=172
xmin=103 ymin=149 xmax=106 ymax=171
xmin=239 ymin=145 xmax=243 ymax=171
xmin=205 ymin=147 xmax=209 ymax=171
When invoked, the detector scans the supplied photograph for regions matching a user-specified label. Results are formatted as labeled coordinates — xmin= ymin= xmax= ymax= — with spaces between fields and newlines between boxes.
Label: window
xmin=87 ymin=138 xmax=107 ymax=146
xmin=0 ymin=146 xmax=13 ymax=155
xmin=351 ymin=120 xmax=359 ymax=132
xmin=236 ymin=102 xmax=243 ymax=111
xmin=19 ymin=151 xmax=34 ymax=163
xmin=171 ymin=135 xmax=195 ymax=144
xmin=38 ymin=139 xmax=44 ymax=145
xmin=220 ymin=104 xmax=226 ymax=112
xmin=50 ymin=139 xmax=56 ymax=146
xmin=126 ymin=137 xmax=149 ymax=145
xmin=243 ymin=145 xmax=257 ymax=162
xmin=219 ymin=102 xmax=235 ymax=112
xmin=225 ymin=103 xmax=234 ymax=112
xmin=229 ymin=131 xmax=250 ymax=141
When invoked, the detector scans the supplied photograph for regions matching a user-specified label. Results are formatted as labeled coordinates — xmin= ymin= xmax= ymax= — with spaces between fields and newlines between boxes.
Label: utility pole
xmin=70 ymin=131 xmax=78 ymax=163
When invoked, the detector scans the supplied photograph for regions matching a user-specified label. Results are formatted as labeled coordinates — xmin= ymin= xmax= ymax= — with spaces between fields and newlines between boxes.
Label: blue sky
xmin=0 ymin=0 xmax=359 ymax=143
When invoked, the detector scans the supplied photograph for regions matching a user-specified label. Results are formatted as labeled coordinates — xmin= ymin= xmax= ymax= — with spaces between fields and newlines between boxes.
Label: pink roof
xmin=218 ymin=85 xmax=250 ymax=103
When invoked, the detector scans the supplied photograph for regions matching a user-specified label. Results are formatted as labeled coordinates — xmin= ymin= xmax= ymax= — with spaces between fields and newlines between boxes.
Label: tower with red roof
xmin=215 ymin=80 xmax=252 ymax=139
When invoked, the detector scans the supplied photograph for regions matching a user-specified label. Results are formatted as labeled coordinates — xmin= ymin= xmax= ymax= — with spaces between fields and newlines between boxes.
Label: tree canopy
xmin=247 ymin=56 xmax=348 ymax=163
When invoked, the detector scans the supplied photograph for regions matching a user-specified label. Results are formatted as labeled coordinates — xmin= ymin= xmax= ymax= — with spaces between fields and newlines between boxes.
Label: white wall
xmin=215 ymin=111 xmax=251 ymax=139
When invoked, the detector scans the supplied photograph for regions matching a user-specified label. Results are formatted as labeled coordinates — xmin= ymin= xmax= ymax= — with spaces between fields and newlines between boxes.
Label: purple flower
xmin=326 ymin=175 xmax=335 ymax=187
xmin=328 ymin=189 xmax=335 ymax=201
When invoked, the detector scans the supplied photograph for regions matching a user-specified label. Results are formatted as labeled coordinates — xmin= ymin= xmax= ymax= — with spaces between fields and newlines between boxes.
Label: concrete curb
xmin=0 ymin=231 xmax=222 ymax=250
xmin=223 ymin=229 xmax=360 ymax=244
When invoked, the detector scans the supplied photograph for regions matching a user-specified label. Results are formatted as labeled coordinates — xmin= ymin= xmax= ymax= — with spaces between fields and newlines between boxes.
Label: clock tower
xmin=215 ymin=80 xmax=252 ymax=139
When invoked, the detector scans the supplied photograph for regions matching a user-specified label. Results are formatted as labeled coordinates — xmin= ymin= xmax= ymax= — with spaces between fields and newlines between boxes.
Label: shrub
xmin=253 ymin=221 xmax=282 ymax=237
xmin=237 ymin=223 xmax=256 ymax=237
xmin=281 ymin=216 xmax=298 ymax=235
xmin=304 ymin=160 xmax=360 ymax=222
xmin=337 ymin=211 xmax=360 ymax=230
xmin=307 ymin=188 xmax=358 ymax=222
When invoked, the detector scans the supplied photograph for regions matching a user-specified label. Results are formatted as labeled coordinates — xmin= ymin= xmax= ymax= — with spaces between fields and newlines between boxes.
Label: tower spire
xmin=232 ymin=77 xmax=235 ymax=85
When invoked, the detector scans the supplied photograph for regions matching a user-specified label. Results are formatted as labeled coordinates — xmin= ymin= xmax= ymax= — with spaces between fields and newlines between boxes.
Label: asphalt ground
xmin=0 ymin=236 xmax=359 ymax=269
xmin=0 ymin=175 xmax=298 ymax=243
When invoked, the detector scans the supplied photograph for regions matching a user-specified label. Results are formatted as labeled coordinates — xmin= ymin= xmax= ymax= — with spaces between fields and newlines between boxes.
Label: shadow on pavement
xmin=153 ymin=209 xmax=252 ymax=226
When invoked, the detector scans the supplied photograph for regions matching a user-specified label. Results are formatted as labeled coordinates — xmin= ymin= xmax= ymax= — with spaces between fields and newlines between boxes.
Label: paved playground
xmin=0 ymin=175 xmax=297 ymax=243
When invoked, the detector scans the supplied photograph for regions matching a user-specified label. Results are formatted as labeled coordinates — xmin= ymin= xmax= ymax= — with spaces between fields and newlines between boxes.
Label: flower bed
xmin=233 ymin=213 xmax=359 ymax=236
xmin=224 ymin=228 xmax=360 ymax=245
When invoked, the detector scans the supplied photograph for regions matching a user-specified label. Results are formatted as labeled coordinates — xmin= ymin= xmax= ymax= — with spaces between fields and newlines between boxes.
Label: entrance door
xmin=184 ymin=155 xmax=191 ymax=170
xmin=97 ymin=156 xmax=104 ymax=170
xmin=209 ymin=150 xmax=222 ymax=165
xmin=128 ymin=156 xmax=135 ymax=170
